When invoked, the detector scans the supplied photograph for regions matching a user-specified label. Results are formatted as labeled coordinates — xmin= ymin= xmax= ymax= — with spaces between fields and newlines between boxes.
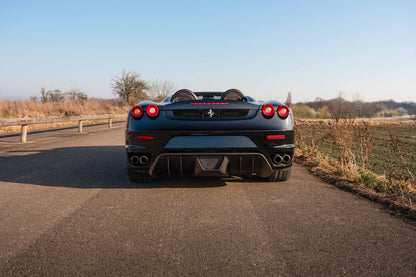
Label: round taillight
xmin=131 ymin=106 xmax=144 ymax=119
xmin=277 ymin=105 xmax=290 ymax=118
xmin=146 ymin=104 xmax=159 ymax=117
xmin=262 ymin=104 xmax=275 ymax=117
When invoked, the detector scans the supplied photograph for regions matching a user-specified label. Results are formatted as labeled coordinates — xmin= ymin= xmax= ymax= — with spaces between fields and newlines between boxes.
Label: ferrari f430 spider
xmin=125 ymin=89 xmax=294 ymax=182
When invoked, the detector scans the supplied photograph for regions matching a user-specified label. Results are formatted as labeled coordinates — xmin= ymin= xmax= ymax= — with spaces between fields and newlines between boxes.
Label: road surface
xmin=0 ymin=124 xmax=415 ymax=276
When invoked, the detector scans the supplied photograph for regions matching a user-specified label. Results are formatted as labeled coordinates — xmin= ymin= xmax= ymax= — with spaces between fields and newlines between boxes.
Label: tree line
xmin=31 ymin=71 xmax=175 ymax=105
xmin=293 ymin=95 xmax=416 ymax=119
xmin=31 ymin=88 xmax=88 ymax=104
xmin=110 ymin=71 xmax=174 ymax=105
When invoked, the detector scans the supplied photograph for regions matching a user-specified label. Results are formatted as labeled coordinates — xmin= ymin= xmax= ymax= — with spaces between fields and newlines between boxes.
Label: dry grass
xmin=0 ymin=99 xmax=130 ymax=118
xmin=295 ymin=119 xmax=416 ymax=216
xmin=0 ymin=99 xmax=130 ymax=134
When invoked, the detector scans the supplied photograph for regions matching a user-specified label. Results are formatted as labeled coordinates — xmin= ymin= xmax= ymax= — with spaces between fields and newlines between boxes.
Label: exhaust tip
xmin=139 ymin=155 xmax=150 ymax=165
xmin=130 ymin=155 xmax=140 ymax=165
xmin=272 ymin=154 xmax=283 ymax=165
xmin=282 ymin=154 xmax=292 ymax=164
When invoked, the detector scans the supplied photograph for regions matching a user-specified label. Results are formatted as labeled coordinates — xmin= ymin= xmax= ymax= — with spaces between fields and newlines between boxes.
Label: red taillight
xmin=262 ymin=104 xmax=275 ymax=117
xmin=131 ymin=106 xmax=144 ymax=119
xmin=277 ymin=105 xmax=290 ymax=118
xmin=146 ymin=104 xmax=159 ymax=117
xmin=267 ymin=135 xmax=285 ymax=140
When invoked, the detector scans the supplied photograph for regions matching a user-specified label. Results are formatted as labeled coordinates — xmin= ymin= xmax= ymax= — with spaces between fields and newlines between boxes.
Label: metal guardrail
xmin=0 ymin=114 xmax=126 ymax=142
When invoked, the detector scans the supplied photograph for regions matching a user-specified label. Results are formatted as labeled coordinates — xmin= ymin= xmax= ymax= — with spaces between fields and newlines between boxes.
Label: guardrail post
xmin=21 ymin=124 xmax=28 ymax=143
xmin=78 ymin=120 xmax=83 ymax=133
xmin=108 ymin=118 xmax=112 ymax=128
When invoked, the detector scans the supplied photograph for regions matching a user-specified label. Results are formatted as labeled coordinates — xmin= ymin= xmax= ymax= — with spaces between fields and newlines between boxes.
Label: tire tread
xmin=268 ymin=168 xmax=292 ymax=182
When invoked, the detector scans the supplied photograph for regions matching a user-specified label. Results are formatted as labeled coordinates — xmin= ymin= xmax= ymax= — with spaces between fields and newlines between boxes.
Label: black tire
xmin=267 ymin=167 xmax=292 ymax=182
xmin=128 ymin=167 xmax=153 ymax=183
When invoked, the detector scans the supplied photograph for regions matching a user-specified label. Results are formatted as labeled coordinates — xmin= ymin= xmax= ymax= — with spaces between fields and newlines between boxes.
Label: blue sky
xmin=1 ymin=0 xmax=415 ymax=102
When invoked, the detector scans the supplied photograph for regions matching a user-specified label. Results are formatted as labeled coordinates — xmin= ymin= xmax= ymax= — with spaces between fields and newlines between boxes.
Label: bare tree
xmin=47 ymin=89 xmax=65 ymax=103
xmin=148 ymin=80 xmax=175 ymax=102
xmin=352 ymin=92 xmax=363 ymax=117
xmin=40 ymin=87 xmax=48 ymax=103
xmin=65 ymin=88 xmax=79 ymax=101
xmin=65 ymin=88 xmax=88 ymax=103
xmin=329 ymin=92 xmax=356 ymax=122
xmin=284 ymin=91 xmax=292 ymax=108
xmin=110 ymin=71 xmax=149 ymax=104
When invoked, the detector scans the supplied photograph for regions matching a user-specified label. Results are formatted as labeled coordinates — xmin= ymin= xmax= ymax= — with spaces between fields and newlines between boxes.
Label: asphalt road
xmin=0 ymin=125 xmax=415 ymax=276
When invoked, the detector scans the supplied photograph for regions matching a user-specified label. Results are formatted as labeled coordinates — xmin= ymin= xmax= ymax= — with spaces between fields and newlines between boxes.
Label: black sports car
xmin=125 ymin=89 xmax=294 ymax=183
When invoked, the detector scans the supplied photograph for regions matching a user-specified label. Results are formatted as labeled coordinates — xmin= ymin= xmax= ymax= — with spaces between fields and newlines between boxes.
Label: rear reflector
xmin=267 ymin=135 xmax=285 ymax=140
xmin=192 ymin=102 xmax=229 ymax=105
xmin=136 ymin=136 xmax=154 ymax=140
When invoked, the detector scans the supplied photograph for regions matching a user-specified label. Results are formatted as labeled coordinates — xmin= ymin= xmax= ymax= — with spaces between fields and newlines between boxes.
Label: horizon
xmin=1 ymin=1 xmax=415 ymax=103
xmin=2 ymin=91 xmax=415 ymax=105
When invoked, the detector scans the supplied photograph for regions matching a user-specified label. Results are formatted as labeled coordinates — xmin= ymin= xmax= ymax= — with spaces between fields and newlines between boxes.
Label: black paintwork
xmin=125 ymin=91 xmax=295 ymax=179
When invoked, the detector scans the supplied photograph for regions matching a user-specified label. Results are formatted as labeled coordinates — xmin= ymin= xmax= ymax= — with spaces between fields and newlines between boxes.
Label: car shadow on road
xmin=0 ymin=146 xmax=227 ymax=189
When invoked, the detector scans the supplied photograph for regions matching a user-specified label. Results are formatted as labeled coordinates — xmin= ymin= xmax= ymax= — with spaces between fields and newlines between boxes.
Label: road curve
xmin=0 ymin=125 xmax=415 ymax=276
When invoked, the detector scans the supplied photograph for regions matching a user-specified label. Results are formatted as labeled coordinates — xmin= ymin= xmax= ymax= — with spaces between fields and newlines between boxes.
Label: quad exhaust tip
xmin=130 ymin=155 xmax=150 ymax=166
xmin=139 ymin=155 xmax=149 ymax=165
xmin=282 ymin=154 xmax=291 ymax=164
xmin=272 ymin=154 xmax=283 ymax=165
xmin=272 ymin=153 xmax=292 ymax=165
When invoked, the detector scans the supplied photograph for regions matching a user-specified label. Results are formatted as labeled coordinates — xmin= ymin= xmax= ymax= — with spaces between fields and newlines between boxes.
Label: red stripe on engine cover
xmin=192 ymin=102 xmax=229 ymax=105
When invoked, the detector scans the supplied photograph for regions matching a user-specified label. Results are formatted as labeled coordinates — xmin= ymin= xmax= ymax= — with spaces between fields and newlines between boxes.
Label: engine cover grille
xmin=172 ymin=109 xmax=249 ymax=120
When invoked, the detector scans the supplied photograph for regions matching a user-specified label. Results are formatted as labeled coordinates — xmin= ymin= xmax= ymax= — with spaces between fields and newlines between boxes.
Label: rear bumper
xmin=125 ymin=130 xmax=295 ymax=178
xmin=148 ymin=152 xmax=273 ymax=177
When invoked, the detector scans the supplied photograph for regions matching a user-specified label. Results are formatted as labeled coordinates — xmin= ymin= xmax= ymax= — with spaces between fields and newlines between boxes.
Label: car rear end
xmin=125 ymin=93 xmax=294 ymax=182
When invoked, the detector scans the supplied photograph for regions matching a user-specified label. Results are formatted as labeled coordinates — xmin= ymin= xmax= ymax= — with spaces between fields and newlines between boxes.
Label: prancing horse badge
xmin=207 ymin=109 xmax=215 ymax=118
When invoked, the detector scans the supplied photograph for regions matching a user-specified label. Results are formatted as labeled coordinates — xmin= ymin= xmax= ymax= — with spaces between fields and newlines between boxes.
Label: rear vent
xmin=172 ymin=109 xmax=249 ymax=120
xmin=173 ymin=110 xmax=201 ymax=118
xmin=220 ymin=110 xmax=249 ymax=118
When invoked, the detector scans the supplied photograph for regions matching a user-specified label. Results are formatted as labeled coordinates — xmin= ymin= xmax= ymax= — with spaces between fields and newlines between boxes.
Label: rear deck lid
xmin=161 ymin=101 xmax=259 ymax=120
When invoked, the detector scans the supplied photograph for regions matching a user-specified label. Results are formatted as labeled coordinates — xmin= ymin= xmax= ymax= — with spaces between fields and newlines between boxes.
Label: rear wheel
xmin=267 ymin=167 xmax=292 ymax=182
xmin=127 ymin=167 xmax=153 ymax=183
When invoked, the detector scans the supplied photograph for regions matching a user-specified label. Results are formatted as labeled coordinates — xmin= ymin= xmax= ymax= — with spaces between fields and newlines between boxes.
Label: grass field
xmin=0 ymin=99 xmax=130 ymax=135
xmin=0 ymin=99 xmax=129 ymax=118
xmin=296 ymin=120 xmax=416 ymax=180
xmin=295 ymin=119 xmax=416 ymax=203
